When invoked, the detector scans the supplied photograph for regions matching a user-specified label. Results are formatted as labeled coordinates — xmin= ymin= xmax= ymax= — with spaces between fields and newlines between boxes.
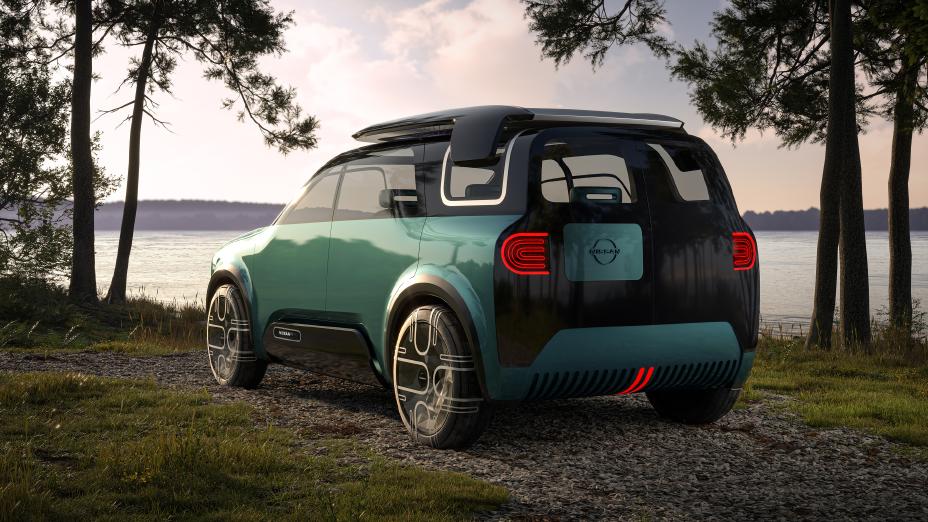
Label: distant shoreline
xmin=88 ymin=200 xmax=928 ymax=231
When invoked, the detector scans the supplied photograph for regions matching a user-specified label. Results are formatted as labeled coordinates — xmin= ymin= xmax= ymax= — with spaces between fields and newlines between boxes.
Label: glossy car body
xmin=208 ymin=106 xmax=759 ymax=404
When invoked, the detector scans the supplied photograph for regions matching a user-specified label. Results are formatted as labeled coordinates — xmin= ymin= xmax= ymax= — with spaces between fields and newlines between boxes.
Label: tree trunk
xmin=833 ymin=0 xmax=870 ymax=346
xmin=806 ymin=149 xmax=841 ymax=349
xmin=104 ymin=24 xmax=159 ymax=304
xmin=887 ymin=58 xmax=916 ymax=332
xmin=68 ymin=0 xmax=97 ymax=303
xmin=806 ymin=0 xmax=847 ymax=350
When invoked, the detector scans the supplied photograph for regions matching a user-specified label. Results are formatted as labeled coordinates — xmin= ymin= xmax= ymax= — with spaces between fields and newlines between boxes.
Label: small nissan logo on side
xmin=273 ymin=327 xmax=302 ymax=342
xmin=589 ymin=238 xmax=620 ymax=265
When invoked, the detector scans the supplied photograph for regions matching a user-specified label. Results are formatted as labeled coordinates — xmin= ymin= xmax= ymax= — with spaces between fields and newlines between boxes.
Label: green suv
xmin=207 ymin=106 xmax=760 ymax=449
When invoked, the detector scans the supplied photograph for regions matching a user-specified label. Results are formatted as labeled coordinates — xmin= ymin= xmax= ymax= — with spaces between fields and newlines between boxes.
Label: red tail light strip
xmin=616 ymin=366 xmax=654 ymax=395
xmin=732 ymin=232 xmax=757 ymax=271
xmin=501 ymin=232 xmax=550 ymax=275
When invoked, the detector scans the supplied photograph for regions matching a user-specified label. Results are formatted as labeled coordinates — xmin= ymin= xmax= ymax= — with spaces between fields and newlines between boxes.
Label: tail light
xmin=732 ymin=232 xmax=757 ymax=271
xmin=501 ymin=232 xmax=550 ymax=275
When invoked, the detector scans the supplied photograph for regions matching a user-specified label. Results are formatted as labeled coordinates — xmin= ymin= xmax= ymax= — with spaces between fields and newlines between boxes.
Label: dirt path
xmin=3 ymin=350 xmax=927 ymax=520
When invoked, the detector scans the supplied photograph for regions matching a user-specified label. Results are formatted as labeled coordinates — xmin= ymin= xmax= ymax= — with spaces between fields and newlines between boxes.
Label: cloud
xmin=89 ymin=0 xmax=927 ymax=212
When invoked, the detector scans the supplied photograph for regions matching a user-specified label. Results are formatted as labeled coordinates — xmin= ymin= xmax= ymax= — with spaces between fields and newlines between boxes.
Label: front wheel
xmin=646 ymin=387 xmax=740 ymax=424
xmin=392 ymin=305 xmax=492 ymax=449
xmin=206 ymin=283 xmax=267 ymax=388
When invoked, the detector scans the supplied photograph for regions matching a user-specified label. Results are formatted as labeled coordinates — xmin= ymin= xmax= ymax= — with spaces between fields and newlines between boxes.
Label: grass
xmin=0 ymin=277 xmax=202 ymax=356
xmin=0 ymin=371 xmax=508 ymax=521
xmin=743 ymin=334 xmax=928 ymax=447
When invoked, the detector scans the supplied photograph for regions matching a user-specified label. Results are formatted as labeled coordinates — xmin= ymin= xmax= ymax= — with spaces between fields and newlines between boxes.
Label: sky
xmin=89 ymin=0 xmax=928 ymax=212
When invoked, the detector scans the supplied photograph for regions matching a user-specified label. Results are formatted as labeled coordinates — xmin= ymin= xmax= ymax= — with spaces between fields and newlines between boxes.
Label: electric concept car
xmin=206 ymin=106 xmax=760 ymax=449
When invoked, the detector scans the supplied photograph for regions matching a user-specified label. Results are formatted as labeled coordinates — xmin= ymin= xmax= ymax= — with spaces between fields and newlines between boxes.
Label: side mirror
xmin=379 ymin=189 xmax=419 ymax=209
xmin=570 ymin=186 xmax=622 ymax=204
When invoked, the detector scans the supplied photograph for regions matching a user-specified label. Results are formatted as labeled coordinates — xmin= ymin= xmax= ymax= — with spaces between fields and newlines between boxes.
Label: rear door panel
xmin=493 ymin=129 xmax=655 ymax=367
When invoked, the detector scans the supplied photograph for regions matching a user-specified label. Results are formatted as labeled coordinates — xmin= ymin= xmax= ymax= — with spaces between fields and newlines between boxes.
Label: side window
xmin=648 ymin=143 xmax=710 ymax=202
xmin=540 ymin=140 xmax=636 ymax=204
xmin=277 ymin=171 xmax=340 ymax=225
xmin=334 ymin=163 xmax=416 ymax=220
xmin=441 ymin=145 xmax=506 ymax=205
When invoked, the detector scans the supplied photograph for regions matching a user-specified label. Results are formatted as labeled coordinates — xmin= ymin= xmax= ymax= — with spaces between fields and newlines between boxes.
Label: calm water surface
xmin=94 ymin=230 xmax=928 ymax=321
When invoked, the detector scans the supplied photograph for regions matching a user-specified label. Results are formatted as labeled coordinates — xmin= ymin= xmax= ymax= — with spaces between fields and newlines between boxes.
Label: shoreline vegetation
xmin=2 ymin=278 xmax=926 ymax=451
xmin=4 ymin=200 xmax=926 ymax=232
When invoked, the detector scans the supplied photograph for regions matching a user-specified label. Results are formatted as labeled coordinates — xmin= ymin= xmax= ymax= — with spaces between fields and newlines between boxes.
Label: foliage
xmin=0 ymin=1 xmax=72 ymax=279
xmin=0 ymin=372 xmax=508 ymax=520
xmin=0 ymin=277 xmax=203 ymax=354
xmin=857 ymin=0 xmax=928 ymax=129
xmin=669 ymin=0 xmax=928 ymax=147
xmin=671 ymin=0 xmax=840 ymax=146
xmin=98 ymin=0 xmax=318 ymax=153
xmin=0 ymin=1 xmax=118 ymax=281
xmin=522 ymin=0 xmax=672 ymax=68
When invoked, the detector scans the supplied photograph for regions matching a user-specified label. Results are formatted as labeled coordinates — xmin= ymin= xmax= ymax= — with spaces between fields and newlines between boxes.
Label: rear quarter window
xmin=647 ymin=143 xmax=710 ymax=202
xmin=644 ymin=140 xmax=739 ymax=211
xmin=440 ymin=135 xmax=516 ymax=206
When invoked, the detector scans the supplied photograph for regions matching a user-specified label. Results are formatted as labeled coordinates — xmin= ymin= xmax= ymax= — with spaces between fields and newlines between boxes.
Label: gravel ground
xmin=3 ymin=350 xmax=927 ymax=521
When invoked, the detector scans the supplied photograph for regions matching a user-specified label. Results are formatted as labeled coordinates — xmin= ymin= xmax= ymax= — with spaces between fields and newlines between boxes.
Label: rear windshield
xmin=540 ymin=137 xmax=637 ymax=204
xmin=534 ymin=133 xmax=732 ymax=207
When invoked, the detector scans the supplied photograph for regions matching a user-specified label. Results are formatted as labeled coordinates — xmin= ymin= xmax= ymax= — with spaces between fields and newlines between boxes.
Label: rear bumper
xmin=484 ymin=321 xmax=753 ymax=401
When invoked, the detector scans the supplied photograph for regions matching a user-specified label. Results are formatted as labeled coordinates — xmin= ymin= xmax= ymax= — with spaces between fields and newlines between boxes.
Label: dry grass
xmin=0 ymin=277 xmax=203 ymax=355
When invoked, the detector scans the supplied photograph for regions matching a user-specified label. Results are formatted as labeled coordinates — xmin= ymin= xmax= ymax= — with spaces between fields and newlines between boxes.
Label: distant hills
xmin=743 ymin=207 xmax=928 ymax=231
xmin=81 ymin=200 xmax=928 ymax=231
xmin=95 ymin=200 xmax=284 ymax=231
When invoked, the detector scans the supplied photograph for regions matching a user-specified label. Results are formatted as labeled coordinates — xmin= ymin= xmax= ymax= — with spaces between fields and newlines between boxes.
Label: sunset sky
xmin=89 ymin=0 xmax=927 ymax=212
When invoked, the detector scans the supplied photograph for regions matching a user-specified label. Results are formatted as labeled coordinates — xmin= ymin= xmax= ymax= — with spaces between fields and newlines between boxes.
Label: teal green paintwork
xmin=563 ymin=223 xmax=643 ymax=281
xmin=210 ymin=217 xmax=755 ymax=399
xmin=326 ymin=217 xmax=426 ymax=374
xmin=491 ymin=321 xmax=744 ymax=400
xmin=733 ymin=350 xmax=756 ymax=388
xmin=246 ymin=222 xmax=331 ymax=354
xmin=415 ymin=214 xmax=522 ymax=394
xmin=210 ymin=229 xmax=262 ymax=351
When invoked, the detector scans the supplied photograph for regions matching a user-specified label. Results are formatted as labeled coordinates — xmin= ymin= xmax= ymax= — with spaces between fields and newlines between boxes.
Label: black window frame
xmin=274 ymin=168 xmax=342 ymax=225
xmin=330 ymin=144 xmax=426 ymax=222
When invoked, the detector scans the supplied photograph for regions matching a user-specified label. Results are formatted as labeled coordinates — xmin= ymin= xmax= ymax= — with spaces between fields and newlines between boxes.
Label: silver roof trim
xmin=356 ymin=123 xmax=453 ymax=143
xmin=529 ymin=112 xmax=684 ymax=129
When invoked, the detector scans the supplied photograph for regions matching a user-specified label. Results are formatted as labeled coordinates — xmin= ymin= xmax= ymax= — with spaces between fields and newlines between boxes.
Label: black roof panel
xmin=352 ymin=105 xmax=685 ymax=162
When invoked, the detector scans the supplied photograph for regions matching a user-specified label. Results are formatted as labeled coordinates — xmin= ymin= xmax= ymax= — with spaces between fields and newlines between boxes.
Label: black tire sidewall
xmin=207 ymin=283 xmax=267 ymax=388
xmin=392 ymin=305 xmax=491 ymax=449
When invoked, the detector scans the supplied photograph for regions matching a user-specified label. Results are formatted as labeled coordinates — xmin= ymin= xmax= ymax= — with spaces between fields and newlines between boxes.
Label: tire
xmin=206 ymin=283 xmax=267 ymax=388
xmin=392 ymin=305 xmax=492 ymax=449
xmin=646 ymin=387 xmax=740 ymax=424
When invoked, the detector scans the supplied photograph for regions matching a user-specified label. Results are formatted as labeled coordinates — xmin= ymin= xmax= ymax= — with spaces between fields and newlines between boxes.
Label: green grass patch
xmin=1 ymin=277 xmax=202 ymax=355
xmin=0 ymin=372 xmax=507 ymax=521
xmin=750 ymin=336 xmax=928 ymax=446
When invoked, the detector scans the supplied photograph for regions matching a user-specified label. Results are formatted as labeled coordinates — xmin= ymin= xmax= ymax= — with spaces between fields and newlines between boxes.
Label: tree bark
xmin=806 ymin=0 xmax=846 ymax=350
xmin=887 ymin=58 xmax=916 ymax=332
xmin=833 ymin=0 xmax=870 ymax=346
xmin=806 ymin=148 xmax=841 ymax=349
xmin=68 ymin=0 xmax=97 ymax=303
xmin=104 ymin=23 xmax=159 ymax=304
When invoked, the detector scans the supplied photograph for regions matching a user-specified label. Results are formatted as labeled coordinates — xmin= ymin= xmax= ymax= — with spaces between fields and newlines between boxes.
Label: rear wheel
xmin=206 ymin=283 xmax=267 ymax=388
xmin=392 ymin=305 xmax=492 ymax=449
xmin=646 ymin=387 xmax=740 ymax=424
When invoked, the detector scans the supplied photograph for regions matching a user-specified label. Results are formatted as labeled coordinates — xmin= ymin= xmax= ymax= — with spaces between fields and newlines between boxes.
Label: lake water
xmin=93 ymin=230 xmax=928 ymax=324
